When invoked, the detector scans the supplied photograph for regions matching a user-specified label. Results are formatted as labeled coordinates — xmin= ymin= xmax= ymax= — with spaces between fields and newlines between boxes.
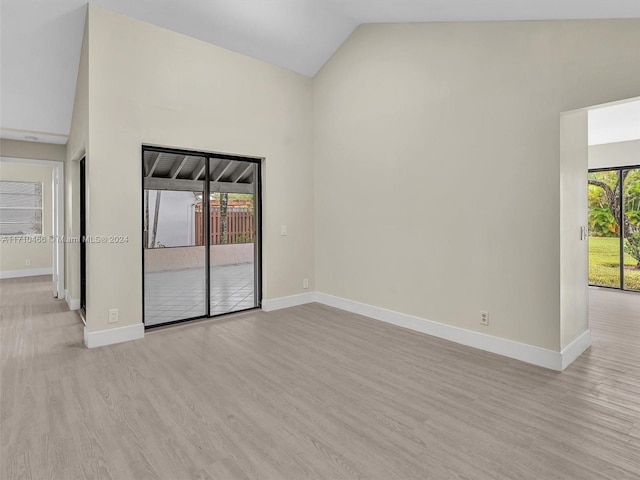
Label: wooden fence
xmin=195 ymin=207 xmax=255 ymax=245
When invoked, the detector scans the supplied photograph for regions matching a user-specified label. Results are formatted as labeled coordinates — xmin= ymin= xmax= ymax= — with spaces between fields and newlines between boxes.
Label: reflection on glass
xmin=588 ymin=170 xmax=621 ymax=288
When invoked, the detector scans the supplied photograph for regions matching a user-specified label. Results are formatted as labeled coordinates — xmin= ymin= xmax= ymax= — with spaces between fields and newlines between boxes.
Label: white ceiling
xmin=589 ymin=100 xmax=640 ymax=146
xmin=1 ymin=0 xmax=640 ymax=145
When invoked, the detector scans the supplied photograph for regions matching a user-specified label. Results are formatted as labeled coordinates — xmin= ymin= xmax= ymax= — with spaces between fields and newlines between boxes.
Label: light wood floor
xmin=1 ymin=277 xmax=639 ymax=479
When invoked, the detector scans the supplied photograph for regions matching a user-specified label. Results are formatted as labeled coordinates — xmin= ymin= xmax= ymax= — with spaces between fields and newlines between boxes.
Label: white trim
xmin=84 ymin=323 xmax=144 ymax=348
xmin=0 ymin=156 xmax=63 ymax=167
xmin=254 ymin=291 xmax=591 ymax=371
xmin=64 ymin=289 xmax=80 ymax=311
xmin=561 ymin=330 xmax=592 ymax=370
xmin=315 ymin=293 xmax=560 ymax=370
xmin=314 ymin=292 xmax=589 ymax=372
xmin=561 ymin=95 xmax=640 ymax=116
xmin=261 ymin=292 xmax=316 ymax=312
xmin=52 ymin=161 xmax=64 ymax=298
xmin=0 ymin=129 xmax=68 ymax=145
xmin=0 ymin=267 xmax=52 ymax=279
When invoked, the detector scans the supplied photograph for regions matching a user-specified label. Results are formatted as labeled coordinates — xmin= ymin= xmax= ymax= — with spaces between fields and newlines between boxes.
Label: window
xmin=0 ymin=181 xmax=43 ymax=235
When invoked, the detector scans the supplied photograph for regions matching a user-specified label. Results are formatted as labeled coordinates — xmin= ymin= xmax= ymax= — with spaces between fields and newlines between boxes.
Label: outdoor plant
xmin=624 ymin=229 xmax=640 ymax=269
xmin=588 ymin=205 xmax=617 ymax=236
xmin=588 ymin=171 xmax=629 ymax=238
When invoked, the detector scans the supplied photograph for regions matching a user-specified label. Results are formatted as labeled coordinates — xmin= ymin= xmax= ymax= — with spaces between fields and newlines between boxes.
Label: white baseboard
xmin=238 ymin=290 xmax=590 ymax=371
xmin=261 ymin=292 xmax=316 ymax=312
xmin=64 ymin=289 xmax=80 ymax=311
xmin=0 ymin=267 xmax=52 ymax=279
xmin=84 ymin=323 xmax=144 ymax=348
xmin=314 ymin=292 xmax=589 ymax=372
xmin=561 ymin=330 xmax=592 ymax=370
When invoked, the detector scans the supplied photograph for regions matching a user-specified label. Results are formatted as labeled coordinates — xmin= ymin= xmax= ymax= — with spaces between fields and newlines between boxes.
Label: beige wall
xmin=560 ymin=110 xmax=589 ymax=350
xmin=82 ymin=5 xmax=314 ymax=331
xmin=589 ymin=139 xmax=640 ymax=169
xmin=65 ymin=12 xmax=89 ymax=303
xmin=314 ymin=20 xmax=640 ymax=351
xmin=0 ymin=139 xmax=66 ymax=162
xmin=0 ymin=162 xmax=53 ymax=273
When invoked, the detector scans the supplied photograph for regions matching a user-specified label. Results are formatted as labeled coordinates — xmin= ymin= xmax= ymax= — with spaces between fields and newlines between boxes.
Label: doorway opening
xmin=141 ymin=146 xmax=261 ymax=327
xmin=0 ymin=157 xmax=64 ymax=297
xmin=587 ymin=98 xmax=640 ymax=293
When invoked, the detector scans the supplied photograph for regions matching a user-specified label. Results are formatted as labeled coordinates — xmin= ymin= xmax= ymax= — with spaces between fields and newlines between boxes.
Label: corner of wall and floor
xmin=262 ymin=291 xmax=591 ymax=372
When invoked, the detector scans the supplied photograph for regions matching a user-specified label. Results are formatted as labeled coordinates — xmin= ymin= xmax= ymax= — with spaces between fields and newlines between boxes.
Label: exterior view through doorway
xmin=588 ymin=165 xmax=640 ymax=291
xmin=142 ymin=146 xmax=261 ymax=327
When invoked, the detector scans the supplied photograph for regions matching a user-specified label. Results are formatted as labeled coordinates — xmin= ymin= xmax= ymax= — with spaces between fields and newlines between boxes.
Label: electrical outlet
xmin=281 ymin=225 xmax=288 ymax=236
xmin=303 ymin=278 xmax=309 ymax=289
xmin=108 ymin=309 xmax=119 ymax=323
xmin=480 ymin=311 xmax=489 ymax=326
xmin=25 ymin=259 xmax=31 ymax=266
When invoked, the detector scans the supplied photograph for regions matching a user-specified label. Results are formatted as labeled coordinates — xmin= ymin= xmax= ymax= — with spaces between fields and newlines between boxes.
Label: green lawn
xmin=589 ymin=237 xmax=640 ymax=290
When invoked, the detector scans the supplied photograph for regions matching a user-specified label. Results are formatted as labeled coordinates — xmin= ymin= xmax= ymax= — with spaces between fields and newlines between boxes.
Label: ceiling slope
xmin=1 ymin=0 xmax=639 ymax=143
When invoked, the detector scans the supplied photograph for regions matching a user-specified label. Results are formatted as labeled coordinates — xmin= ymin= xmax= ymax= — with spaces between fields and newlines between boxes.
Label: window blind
xmin=0 ymin=181 xmax=44 ymax=235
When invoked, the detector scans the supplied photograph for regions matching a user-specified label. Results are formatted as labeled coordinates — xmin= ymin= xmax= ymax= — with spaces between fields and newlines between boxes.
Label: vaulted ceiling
xmin=1 ymin=0 xmax=640 ymax=145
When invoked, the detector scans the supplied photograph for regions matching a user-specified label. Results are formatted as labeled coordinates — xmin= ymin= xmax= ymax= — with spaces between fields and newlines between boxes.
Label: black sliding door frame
xmin=80 ymin=156 xmax=87 ymax=315
xmin=588 ymin=164 xmax=640 ymax=292
xmin=141 ymin=145 xmax=263 ymax=328
xmin=204 ymin=156 xmax=211 ymax=317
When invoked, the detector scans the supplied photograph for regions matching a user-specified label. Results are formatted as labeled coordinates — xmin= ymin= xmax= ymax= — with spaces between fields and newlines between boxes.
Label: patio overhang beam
xmin=145 ymin=152 xmax=162 ymax=177
xmin=144 ymin=177 xmax=254 ymax=194
xmin=169 ymin=156 xmax=189 ymax=179
xmin=230 ymin=163 xmax=253 ymax=183
xmin=210 ymin=160 xmax=233 ymax=182
xmin=191 ymin=161 xmax=206 ymax=180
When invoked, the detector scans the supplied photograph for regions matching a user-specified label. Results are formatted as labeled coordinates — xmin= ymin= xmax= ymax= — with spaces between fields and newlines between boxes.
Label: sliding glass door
xmin=143 ymin=148 xmax=261 ymax=327
xmin=588 ymin=166 xmax=640 ymax=291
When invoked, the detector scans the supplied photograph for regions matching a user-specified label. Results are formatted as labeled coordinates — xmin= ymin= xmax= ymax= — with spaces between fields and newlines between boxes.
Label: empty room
xmin=1 ymin=1 xmax=639 ymax=479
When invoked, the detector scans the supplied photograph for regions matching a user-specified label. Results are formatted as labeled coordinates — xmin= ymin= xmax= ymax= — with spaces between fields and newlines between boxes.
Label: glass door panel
xmin=143 ymin=153 xmax=207 ymax=326
xmin=588 ymin=170 xmax=621 ymax=288
xmin=209 ymin=158 xmax=259 ymax=316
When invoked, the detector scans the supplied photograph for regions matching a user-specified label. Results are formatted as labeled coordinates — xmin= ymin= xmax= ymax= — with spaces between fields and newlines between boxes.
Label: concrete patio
xmin=144 ymin=262 xmax=256 ymax=326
